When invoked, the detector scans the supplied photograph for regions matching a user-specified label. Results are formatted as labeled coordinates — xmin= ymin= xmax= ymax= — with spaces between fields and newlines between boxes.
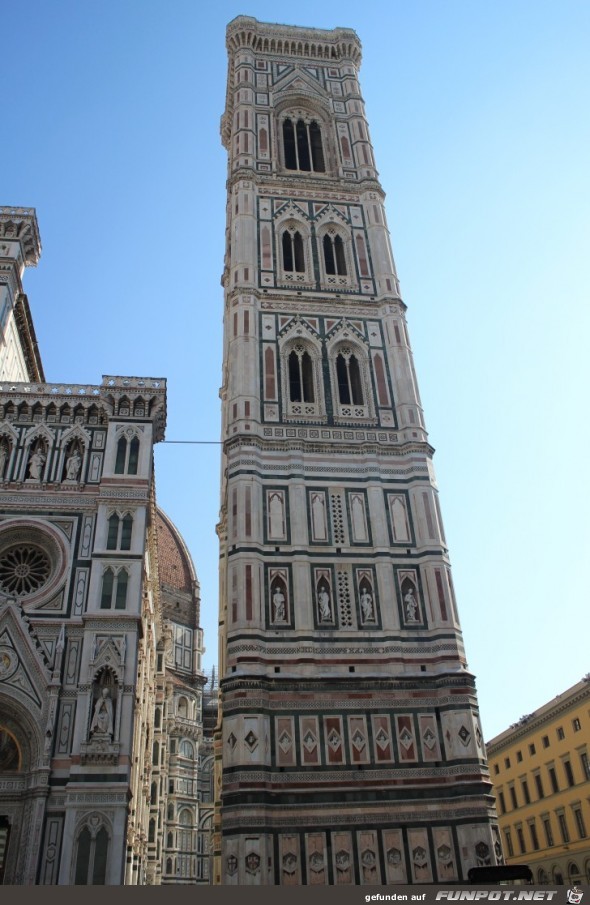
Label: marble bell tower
xmin=216 ymin=16 xmax=499 ymax=886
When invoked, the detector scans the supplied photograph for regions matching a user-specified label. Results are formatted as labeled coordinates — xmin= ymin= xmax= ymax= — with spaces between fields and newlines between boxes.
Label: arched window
xmin=180 ymin=739 xmax=194 ymax=759
xmin=115 ymin=435 xmax=140 ymax=475
xmin=282 ymin=230 xmax=304 ymax=272
xmin=288 ymin=349 xmax=314 ymax=403
xmin=100 ymin=567 xmax=129 ymax=610
xmin=74 ymin=824 xmax=109 ymax=885
xmin=177 ymin=697 xmax=189 ymax=719
xmin=106 ymin=513 xmax=133 ymax=551
xmin=178 ymin=809 xmax=194 ymax=858
xmin=323 ymin=234 xmax=347 ymax=275
xmin=148 ymin=819 xmax=156 ymax=843
xmin=282 ymin=338 xmax=323 ymax=420
xmin=336 ymin=352 xmax=364 ymax=405
xmin=283 ymin=117 xmax=325 ymax=172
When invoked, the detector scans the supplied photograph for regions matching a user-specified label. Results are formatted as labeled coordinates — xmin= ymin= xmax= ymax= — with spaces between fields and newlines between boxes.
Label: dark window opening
xmin=323 ymin=234 xmax=347 ymax=275
xmin=288 ymin=350 xmax=314 ymax=403
xmin=282 ymin=230 xmax=304 ymax=272
xmin=336 ymin=353 xmax=364 ymax=406
xmin=283 ymin=118 xmax=325 ymax=173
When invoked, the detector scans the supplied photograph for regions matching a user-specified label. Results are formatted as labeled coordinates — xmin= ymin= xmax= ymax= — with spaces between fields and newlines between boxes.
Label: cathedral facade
xmin=0 ymin=207 xmax=210 ymax=885
xmin=216 ymin=17 xmax=500 ymax=885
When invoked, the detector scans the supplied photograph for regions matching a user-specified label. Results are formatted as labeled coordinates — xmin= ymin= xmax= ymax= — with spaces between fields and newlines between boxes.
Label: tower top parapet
xmin=0 ymin=207 xmax=42 ymax=268
xmin=226 ymin=16 xmax=361 ymax=66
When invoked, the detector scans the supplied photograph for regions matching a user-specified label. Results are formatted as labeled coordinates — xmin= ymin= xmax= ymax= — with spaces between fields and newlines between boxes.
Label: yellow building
xmin=487 ymin=677 xmax=590 ymax=885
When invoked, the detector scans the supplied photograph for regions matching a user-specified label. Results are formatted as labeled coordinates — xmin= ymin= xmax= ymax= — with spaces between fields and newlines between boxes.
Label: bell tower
xmin=217 ymin=16 xmax=499 ymax=885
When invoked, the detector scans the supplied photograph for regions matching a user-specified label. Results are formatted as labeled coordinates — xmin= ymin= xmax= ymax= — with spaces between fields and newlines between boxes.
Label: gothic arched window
xmin=323 ymin=234 xmax=347 ymax=275
xmin=100 ymin=567 xmax=129 ymax=610
xmin=336 ymin=352 xmax=364 ymax=406
xmin=74 ymin=824 xmax=109 ymax=885
xmin=115 ymin=435 xmax=140 ymax=475
xmin=283 ymin=118 xmax=325 ymax=172
xmin=106 ymin=513 xmax=133 ymax=551
xmin=282 ymin=230 xmax=305 ymax=272
xmin=288 ymin=349 xmax=314 ymax=403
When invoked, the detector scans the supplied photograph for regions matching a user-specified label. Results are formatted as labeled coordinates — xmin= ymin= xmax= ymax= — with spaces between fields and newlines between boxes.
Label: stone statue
xmin=318 ymin=585 xmax=331 ymax=621
xmin=404 ymin=588 xmax=418 ymax=622
xmin=65 ymin=450 xmax=82 ymax=480
xmin=90 ymin=687 xmax=114 ymax=737
xmin=360 ymin=589 xmax=374 ymax=621
xmin=28 ymin=448 xmax=46 ymax=480
xmin=272 ymin=586 xmax=286 ymax=622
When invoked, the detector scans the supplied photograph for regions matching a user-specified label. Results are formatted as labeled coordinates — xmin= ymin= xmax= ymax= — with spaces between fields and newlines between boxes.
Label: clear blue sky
xmin=5 ymin=0 xmax=589 ymax=740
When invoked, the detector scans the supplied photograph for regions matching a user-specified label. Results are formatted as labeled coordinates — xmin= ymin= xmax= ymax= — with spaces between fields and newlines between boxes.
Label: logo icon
xmin=567 ymin=888 xmax=584 ymax=905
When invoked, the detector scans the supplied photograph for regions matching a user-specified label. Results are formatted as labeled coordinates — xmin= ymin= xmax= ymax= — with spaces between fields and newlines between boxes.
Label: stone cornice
xmin=226 ymin=17 xmax=362 ymax=66
xmin=13 ymin=293 xmax=45 ymax=382
xmin=486 ymin=678 xmax=590 ymax=752
xmin=0 ymin=207 xmax=42 ymax=267
xmin=0 ymin=375 xmax=167 ymax=442
xmin=227 ymin=168 xmax=384 ymax=200
xmin=223 ymin=434 xmax=435 ymax=459
xmin=221 ymin=672 xmax=476 ymax=696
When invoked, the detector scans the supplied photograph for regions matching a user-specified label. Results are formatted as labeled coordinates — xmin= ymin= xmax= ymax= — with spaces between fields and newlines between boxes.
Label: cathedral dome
xmin=155 ymin=508 xmax=198 ymax=595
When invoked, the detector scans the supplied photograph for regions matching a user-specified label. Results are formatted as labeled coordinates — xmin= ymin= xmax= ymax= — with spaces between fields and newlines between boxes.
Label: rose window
xmin=0 ymin=544 xmax=52 ymax=596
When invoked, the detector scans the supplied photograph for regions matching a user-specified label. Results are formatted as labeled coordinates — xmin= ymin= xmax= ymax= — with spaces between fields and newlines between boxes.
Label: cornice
xmin=227 ymin=168 xmax=384 ymax=200
xmin=223 ymin=434 xmax=434 ymax=459
xmin=221 ymin=671 xmax=476 ymax=696
xmin=226 ymin=17 xmax=362 ymax=67
xmin=486 ymin=678 xmax=590 ymax=752
xmin=0 ymin=375 xmax=167 ymax=442
xmin=13 ymin=292 xmax=45 ymax=382
xmin=0 ymin=207 xmax=42 ymax=267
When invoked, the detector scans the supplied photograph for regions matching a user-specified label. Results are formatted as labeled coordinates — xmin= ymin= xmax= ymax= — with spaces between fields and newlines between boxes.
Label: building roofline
xmin=486 ymin=676 xmax=590 ymax=752
xmin=14 ymin=292 xmax=45 ymax=382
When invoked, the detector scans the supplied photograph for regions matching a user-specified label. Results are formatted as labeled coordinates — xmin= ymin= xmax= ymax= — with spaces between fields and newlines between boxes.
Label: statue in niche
xmin=28 ymin=447 xmax=46 ymax=480
xmin=65 ymin=448 xmax=82 ymax=480
xmin=404 ymin=587 xmax=419 ymax=622
xmin=272 ymin=585 xmax=286 ymax=622
xmin=90 ymin=687 xmax=114 ymax=738
xmin=0 ymin=443 xmax=8 ymax=479
xmin=360 ymin=588 xmax=375 ymax=621
xmin=318 ymin=585 xmax=331 ymax=621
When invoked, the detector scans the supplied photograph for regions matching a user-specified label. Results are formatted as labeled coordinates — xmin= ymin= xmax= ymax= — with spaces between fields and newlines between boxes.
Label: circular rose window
xmin=0 ymin=521 xmax=67 ymax=606
xmin=0 ymin=544 xmax=52 ymax=596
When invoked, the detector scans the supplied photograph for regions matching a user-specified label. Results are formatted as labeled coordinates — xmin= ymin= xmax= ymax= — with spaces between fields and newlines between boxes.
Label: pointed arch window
xmin=283 ymin=118 xmax=325 ymax=172
xmin=336 ymin=352 xmax=364 ymax=405
xmin=323 ymin=234 xmax=347 ymax=275
xmin=100 ymin=567 xmax=129 ymax=610
xmin=106 ymin=513 xmax=133 ymax=551
xmin=288 ymin=348 xmax=315 ymax=403
xmin=115 ymin=435 xmax=140 ymax=475
xmin=331 ymin=343 xmax=373 ymax=421
xmin=282 ymin=230 xmax=305 ymax=272
xmin=74 ymin=825 xmax=109 ymax=885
